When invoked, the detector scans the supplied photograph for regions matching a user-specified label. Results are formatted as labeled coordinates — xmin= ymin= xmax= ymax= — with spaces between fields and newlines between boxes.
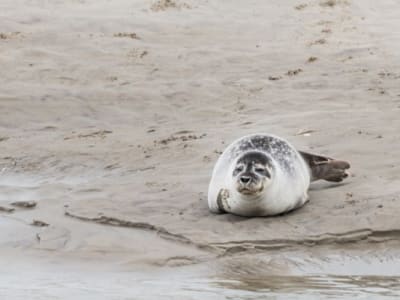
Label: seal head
xmin=232 ymin=151 xmax=273 ymax=196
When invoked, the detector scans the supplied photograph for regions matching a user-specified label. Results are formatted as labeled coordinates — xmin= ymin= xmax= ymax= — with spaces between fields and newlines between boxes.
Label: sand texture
xmin=1 ymin=0 xmax=400 ymax=298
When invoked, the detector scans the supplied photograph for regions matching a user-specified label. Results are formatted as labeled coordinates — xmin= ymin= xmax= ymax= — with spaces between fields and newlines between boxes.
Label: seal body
xmin=208 ymin=134 xmax=311 ymax=217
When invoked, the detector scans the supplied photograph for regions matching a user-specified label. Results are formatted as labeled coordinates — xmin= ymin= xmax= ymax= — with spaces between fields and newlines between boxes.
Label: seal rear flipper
xmin=299 ymin=151 xmax=350 ymax=182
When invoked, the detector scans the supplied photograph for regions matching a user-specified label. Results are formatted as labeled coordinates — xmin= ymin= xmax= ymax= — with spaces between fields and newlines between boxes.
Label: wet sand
xmin=1 ymin=0 xmax=400 ymax=298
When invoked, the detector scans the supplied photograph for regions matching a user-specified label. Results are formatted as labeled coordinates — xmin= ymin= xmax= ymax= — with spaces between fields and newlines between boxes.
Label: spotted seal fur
xmin=208 ymin=134 xmax=350 ymax=217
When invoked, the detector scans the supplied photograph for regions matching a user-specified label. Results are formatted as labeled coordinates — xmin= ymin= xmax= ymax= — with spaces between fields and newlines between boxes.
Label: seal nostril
xmin=240 ymin=176 xmax=251 ymax=184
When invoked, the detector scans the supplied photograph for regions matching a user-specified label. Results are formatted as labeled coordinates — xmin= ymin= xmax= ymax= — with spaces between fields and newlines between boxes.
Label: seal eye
xmin=235 ymin=166 xmax=244 ymax=173
xmin=255 ymin=167 xmax=271 ymax=178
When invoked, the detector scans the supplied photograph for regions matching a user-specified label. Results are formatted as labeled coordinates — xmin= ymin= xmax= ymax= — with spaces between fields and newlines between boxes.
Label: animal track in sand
xmin=268 ymin=75 xmax=282 ymax=81
xmin=127 ymin=49 xmax=148 ymax=59
xmin=64 ymin=130 xmax=112 ymax=140
xmin=135 ymin=132 xmax=206 ymax=159
xmin=294 ymin=4 xmax=308 ymax=10
xmin=151 ymin=0 xmax=191 ymax=12
xmin=10 ymin=201 xmax=37 ymax=209
xmin=269 ymin=68 xmax=303 ymax=81
xmin=0 ymin=206 xmax=15 ymax=213
xmin=378 ymin=71 xmax=400 ymax=79
xmin=340 ymin=56 xmax=353 ymax=62
xmin=286 ymin=69 xmax=303 ymax=76
xmin=294 ymin=1 xmax=348 ymax=11
xmin=113 ymin=32 xmax=140 ymax=39
xmin=309 ymin=38 xmax=327 ymax=46
xmin=320 ymin=0 xmax=337 ymax=7
xmin=321 ymin=28 xmax=332 ymax=34
xmin=107 ymin=76 xmax=118 ymax=81
xmin=234 ymin=100 xmax=246 ymax=112
xmin=0 ymin=32 xmax=22 ymax=40
xmin=307 ymin=56 xmax=318 ymax=63
xmin=155 ymin=133 xmax=206 ymax=146
xmin=316 ymin=20 xmax=334 ymax=26
xmin=319 ymin=0 xmax=349 ymax=7
xmin=31 ymin=220 xmax=49 ymax=227
xmin=367 ymin=87 xmax=387 ymax=96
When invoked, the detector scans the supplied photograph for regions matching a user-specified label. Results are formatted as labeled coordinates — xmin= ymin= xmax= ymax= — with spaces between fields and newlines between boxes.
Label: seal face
xmin=232 ymin=151 xmax=272 ymax=196
xmin=208 ymin=134 xmax=311 ymax=217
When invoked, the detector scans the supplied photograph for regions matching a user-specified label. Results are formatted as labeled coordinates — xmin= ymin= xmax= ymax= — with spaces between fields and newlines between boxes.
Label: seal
xmin=208 ymin=134 xmax=350 ymax=217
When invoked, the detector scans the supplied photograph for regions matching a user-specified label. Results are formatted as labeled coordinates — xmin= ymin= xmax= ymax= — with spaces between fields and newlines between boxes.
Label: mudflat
xmin=1 ymin=0 xmax=400 ymax=298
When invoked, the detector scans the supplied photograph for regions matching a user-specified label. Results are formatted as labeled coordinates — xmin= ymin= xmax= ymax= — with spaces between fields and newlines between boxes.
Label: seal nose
xmin=240 ymin=176 xmax=251 ymax=184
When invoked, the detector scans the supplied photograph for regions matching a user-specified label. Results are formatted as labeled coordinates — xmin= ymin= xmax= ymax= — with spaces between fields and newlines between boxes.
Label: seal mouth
xmin=239 ymin=188 xmax=253 ymax=195
xmin=237 ymin=186 xmax=263 ymax=195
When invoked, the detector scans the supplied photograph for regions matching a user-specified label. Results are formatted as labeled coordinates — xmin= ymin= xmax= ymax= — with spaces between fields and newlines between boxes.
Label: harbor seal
xmin=208 ymin=134 xmax=350 ymax=217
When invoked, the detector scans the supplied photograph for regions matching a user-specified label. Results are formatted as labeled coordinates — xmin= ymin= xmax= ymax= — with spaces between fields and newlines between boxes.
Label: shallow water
xmin=2 ymin=253 xmax=400 ymax=300
xmin=213 ymin=275 xmax=400 ymax=299
xmin=1 ymin=271 xmax=400 ymax=300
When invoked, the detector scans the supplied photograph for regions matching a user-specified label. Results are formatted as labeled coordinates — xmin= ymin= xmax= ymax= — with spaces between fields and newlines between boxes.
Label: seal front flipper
xmin=216 ymin=189 xmax=230 ymax=213
xmin=299 ymin=151 xmax=350 ymax=182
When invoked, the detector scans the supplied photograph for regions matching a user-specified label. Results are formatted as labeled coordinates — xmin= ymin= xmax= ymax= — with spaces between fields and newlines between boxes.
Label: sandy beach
xmin=1 ymin=0 xmax=400 ymax=298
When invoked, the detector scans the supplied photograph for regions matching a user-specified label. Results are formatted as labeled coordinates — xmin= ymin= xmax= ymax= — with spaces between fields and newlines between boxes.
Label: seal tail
xmin=299 ymin=151 xmax=351 ymax=182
